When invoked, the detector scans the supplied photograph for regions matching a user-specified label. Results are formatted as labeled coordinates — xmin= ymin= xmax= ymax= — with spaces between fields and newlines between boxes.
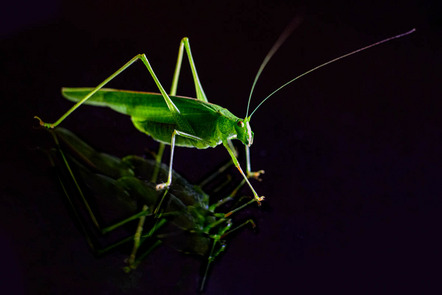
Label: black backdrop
xmin=1 ymin=1 xmax=441 ymax=294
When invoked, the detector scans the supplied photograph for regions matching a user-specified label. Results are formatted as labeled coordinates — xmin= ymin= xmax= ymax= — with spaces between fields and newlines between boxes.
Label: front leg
xmin=223 ymin=141 xmax=264 ymax=204
xmin=245 ymin=145 xmax=265 ymax=181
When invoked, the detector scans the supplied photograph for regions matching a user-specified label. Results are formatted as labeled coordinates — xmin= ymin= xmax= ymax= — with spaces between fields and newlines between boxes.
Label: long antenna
xmin=249 ymin=28 xmax=416 ymax=119
xmin=245 ymin=17 xmax=303 ymax=118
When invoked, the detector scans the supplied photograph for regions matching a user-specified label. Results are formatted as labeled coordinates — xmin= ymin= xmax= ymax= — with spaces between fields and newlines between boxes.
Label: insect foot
xmin=256 ymin=196 xmax=265 ymax=206
xmin=155 ymin=182 xmax=169 ymax=191
xmin=248 ymin=170 xmax=265 ymax=181
xmin=122 ymin=258 xmax=137 ymax=273
xmin=34 ymin=116 xmax=54 ymax=129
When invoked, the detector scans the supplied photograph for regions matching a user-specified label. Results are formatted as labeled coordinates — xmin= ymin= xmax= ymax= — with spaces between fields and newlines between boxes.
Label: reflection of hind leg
xmin=200 ymin=203 xmax=256 ymax=292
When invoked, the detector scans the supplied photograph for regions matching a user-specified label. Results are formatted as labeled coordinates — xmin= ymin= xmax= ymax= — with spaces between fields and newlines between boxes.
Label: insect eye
xmin=237 ymin=121 xmax=244 ymax=127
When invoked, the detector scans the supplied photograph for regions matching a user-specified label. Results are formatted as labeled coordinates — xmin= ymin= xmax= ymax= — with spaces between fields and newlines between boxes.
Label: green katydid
xmin=35 ymin=25 xmax=415 ymax=205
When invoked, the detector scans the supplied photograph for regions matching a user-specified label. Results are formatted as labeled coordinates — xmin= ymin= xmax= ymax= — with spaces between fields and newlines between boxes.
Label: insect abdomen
xmin=131 ymin=117 xmax=213 ymax=148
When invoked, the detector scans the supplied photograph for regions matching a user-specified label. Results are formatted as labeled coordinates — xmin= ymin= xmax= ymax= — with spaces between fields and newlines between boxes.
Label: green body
xmin=62 ymin=88 xmax=252 ymax=149
xmin=35 ymin=39 xmax=261 ymax=201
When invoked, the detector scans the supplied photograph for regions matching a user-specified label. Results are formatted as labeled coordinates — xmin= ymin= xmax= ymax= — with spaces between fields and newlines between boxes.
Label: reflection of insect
xmin=45 ymin=127 xmax=256 ymax=291
xmin=34 ymin=22 xmax=415 ymax=205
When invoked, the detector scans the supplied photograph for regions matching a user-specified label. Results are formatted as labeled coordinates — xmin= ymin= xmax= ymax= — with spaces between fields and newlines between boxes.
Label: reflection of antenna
xmin=249 ymin=28 xmax=416 ymax=119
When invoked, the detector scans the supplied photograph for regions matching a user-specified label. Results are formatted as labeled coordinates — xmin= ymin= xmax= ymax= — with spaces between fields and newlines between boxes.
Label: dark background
xmin=1 ymin=0 xmax=441 ymax=294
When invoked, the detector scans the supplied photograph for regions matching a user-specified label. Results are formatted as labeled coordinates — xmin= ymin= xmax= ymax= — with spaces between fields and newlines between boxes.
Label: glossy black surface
xmin=1 ymin=1 xmax=440 ymax=294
